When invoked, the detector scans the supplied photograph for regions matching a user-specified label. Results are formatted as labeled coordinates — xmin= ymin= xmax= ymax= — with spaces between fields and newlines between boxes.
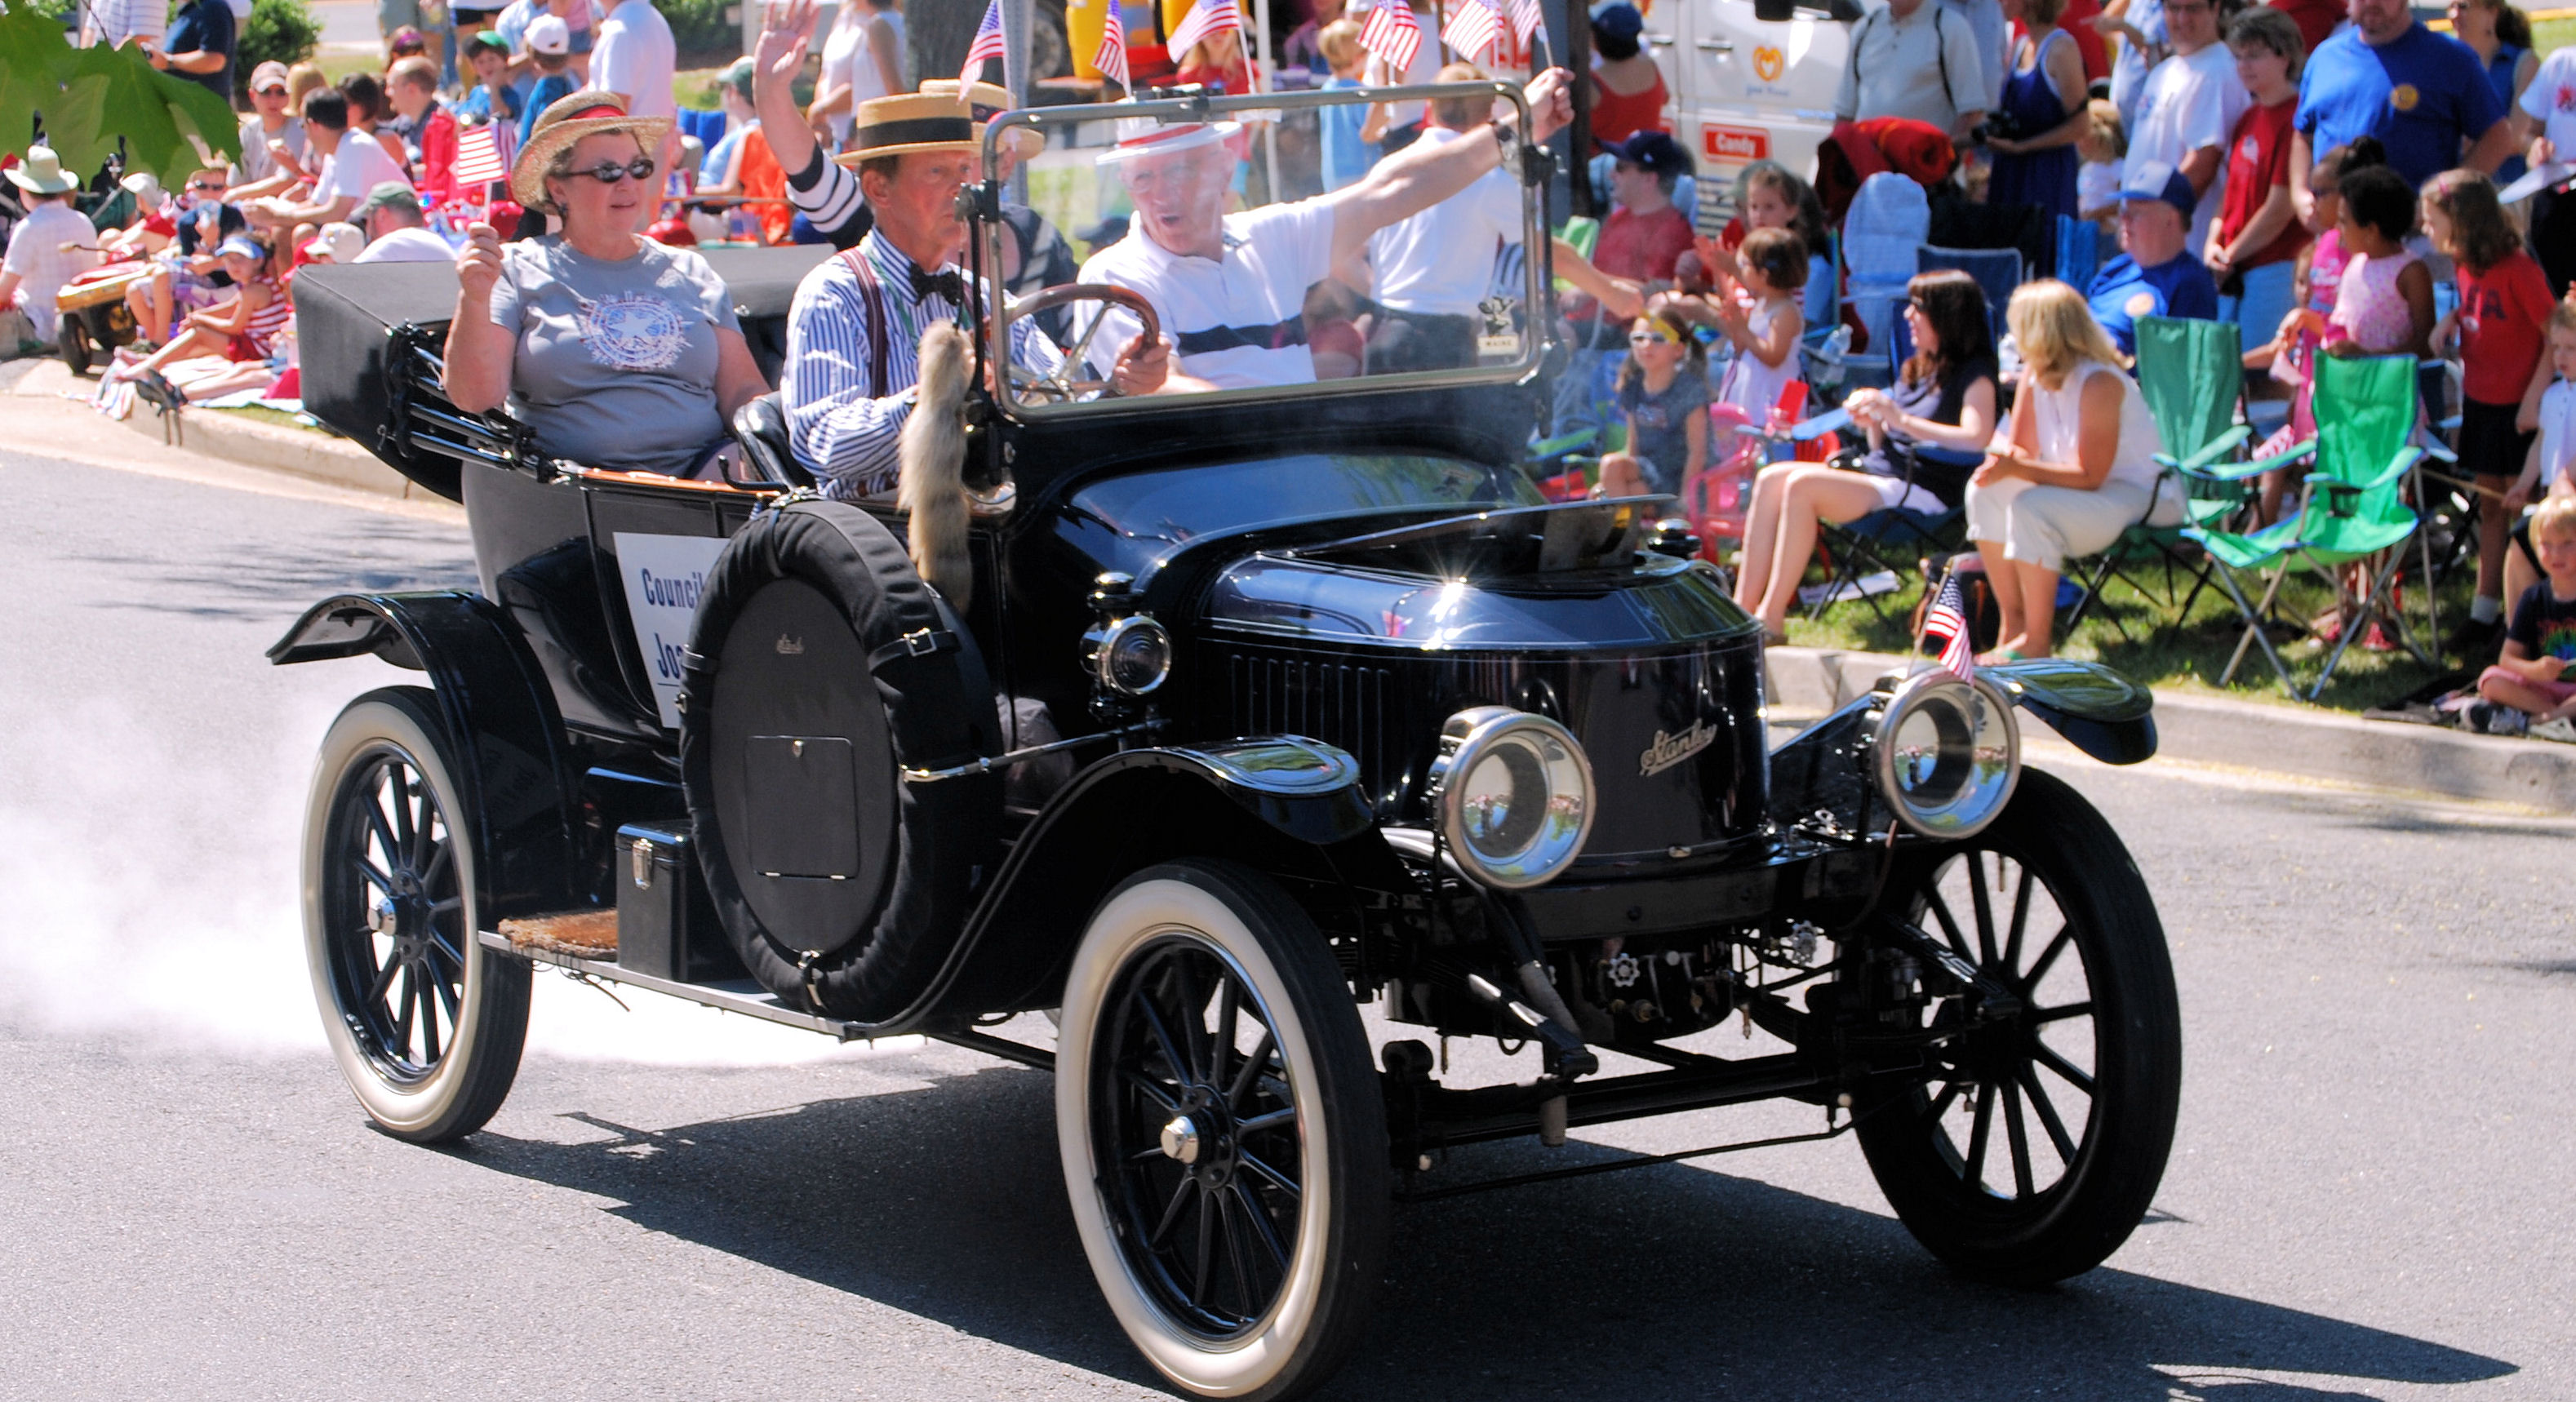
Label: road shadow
xmin=64 ymin=530 xmax=477 ymax=624
xmin=451 ymin=1059 xmax=2514 ymax=1400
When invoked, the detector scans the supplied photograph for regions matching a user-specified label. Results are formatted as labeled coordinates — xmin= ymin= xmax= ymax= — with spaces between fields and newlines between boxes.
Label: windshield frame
xmin=973 ymin=81 xmax=1551 ymax=423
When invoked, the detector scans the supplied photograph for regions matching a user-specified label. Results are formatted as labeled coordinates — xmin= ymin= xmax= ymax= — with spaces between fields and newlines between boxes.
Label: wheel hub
xmin=1160 ymin=1116 xmax=1201 ymax=1165
xmin=1170 ymin=1085 xmax=1239 ymax=1185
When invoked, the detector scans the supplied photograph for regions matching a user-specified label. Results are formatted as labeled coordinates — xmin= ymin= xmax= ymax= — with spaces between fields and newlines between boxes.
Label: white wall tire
xmin=1055 ymin=860 xmax=1388 ymax=1402
xmin=302 ymin=688 xmax=530 ymax=1143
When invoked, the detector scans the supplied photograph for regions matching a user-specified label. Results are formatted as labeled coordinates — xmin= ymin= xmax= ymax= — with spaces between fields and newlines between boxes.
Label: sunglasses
xmin=568 ymin=157 xmax=657 ymax=184
xmin=187 ymin=180 xmax=224 ymax=192
xmin=1628 ymin=331 xmax=1678 ymax=345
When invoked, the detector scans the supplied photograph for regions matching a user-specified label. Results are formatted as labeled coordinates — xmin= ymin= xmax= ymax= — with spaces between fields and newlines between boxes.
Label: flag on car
xmin=1921 ymin=566 xmax=1975 ymax=681
xmin=453 ymin=122 xmax=508 ymax=191
xmin=1166 ymin=0 xmax=1240 ymax=60
xmin=960 ymin=0 xmax=1006 ymax=82
xmin=1357 ymin=0 xmax=1422 ymax=75
xmin=1094 ymin=0 xmax=1130 ymax=91
xmin=1441 ymin=0 xmax=1499 ymax=64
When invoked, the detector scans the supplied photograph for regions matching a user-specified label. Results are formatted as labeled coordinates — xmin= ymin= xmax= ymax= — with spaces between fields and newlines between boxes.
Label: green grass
xmin=1776 ymin=536 xmax=2478 ymax=712
xmin=2534 ymin=16 xmax=2575 ymax=59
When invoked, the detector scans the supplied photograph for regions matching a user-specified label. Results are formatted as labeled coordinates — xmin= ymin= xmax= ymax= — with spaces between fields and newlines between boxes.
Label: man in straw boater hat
xmin=779 ymin=89 xmax=1171 ymax=499
xmin=1077 ymin=67 xmax=1574 ymax=390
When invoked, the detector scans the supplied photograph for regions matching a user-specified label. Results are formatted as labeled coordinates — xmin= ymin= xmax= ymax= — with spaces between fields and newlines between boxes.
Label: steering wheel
xmin=1002 ymin=283 xmax=1162 ymax=403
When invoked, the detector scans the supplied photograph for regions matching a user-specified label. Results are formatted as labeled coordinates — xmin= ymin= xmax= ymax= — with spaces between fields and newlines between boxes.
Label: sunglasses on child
xmin=567 ymin=157 xmax=658 ymax=185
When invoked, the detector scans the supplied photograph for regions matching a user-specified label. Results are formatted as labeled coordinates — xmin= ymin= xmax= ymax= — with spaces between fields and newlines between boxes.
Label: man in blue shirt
xmin=152 ymin=0 xmax=236 ymax=102
xmin=2289 ymin=0 xmax=2512 ymax=221
xmin=2086 ymin=162 xmax=2219 ymax=356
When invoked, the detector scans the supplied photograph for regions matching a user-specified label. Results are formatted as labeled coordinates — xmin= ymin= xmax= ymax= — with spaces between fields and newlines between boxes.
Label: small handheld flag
xmin=1357 ymin=0 xmax=1423 ymax=75
xmin=1919 ymin=564 xmax=1977 ymax=681
xmin=452 ymin=122 xmax=508 ymax=190
xmin=960 ymin=0 xmax=1006 ymax=82
xmin=1441 ymin=0 xmax=1500 ymax=64
xmin=1165 ymin=0 xmax=1241 ymax=61
xmin=1094 ymin=0 xmax=1130 ymax=91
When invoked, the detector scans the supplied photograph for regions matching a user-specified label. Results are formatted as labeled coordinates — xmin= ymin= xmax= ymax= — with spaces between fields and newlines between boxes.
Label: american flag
xmin=1441 ymin=0 xmax=1501 ymax=63
xmin=1094 ymin=1 xmax=1130 ymax=91
xmin=1921 ymin=566 xmax=1976 ymax=681
xmin=1357 ymin=0 xmax=1422 ymax=74
xmin=1165 ymin=0 xmax=1240 ymax=59
xmin=452 ymin=122 xmax=508 ymax=190
xmin=960 ymin=0 xmax=1006 ymax=82
xmin=1505 ymin=0 xmax=1543 ymax=45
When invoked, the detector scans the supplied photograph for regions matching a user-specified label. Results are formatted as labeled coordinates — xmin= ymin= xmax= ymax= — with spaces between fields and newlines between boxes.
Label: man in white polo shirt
xmin=1833 ymin=0 xmax=1991 ymax=144
xmin=1078 ymin=68 xmax=1572 ymax=392
xmin=1364 ymin=64 xmax=1528 ymax=373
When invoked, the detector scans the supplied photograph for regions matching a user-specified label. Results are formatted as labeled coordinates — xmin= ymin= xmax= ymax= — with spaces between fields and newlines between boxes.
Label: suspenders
xmin=837 ymin=244 xmax=890 ymax=399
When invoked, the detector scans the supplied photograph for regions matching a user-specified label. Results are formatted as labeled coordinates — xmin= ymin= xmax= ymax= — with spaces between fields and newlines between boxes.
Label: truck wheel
xmin=1056 ymin=861 xmax=1388 ymax=1402
xmin=1853 ymin=767 xmax=2182 ymax=1286
xmin=303 ymin=687 xmax=530 ymax=1143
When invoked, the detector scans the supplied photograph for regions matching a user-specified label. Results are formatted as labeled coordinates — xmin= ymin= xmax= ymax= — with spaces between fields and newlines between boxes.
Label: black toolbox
xmin=615 ymin=823 xmax=735 ymax=983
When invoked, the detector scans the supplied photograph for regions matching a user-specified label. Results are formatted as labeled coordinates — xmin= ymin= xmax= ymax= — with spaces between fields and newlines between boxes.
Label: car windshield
xmin=1064 ymin=452 xmax=1546 ymax=576
xmin=981 ymin=82 xmax=1545 ymax=418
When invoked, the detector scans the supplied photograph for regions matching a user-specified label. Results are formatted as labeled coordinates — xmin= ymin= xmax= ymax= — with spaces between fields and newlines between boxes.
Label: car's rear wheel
xmin=1853 ymin=767 xmax=2181 ymax=1285
xmin=303 ymin=687 xmax=529 ymax=1143
xmin=1056 ymin=861 xmax=1387 ymax=1402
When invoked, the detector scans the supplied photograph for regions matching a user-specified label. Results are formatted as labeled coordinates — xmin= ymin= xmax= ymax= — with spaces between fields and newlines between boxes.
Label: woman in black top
xmin=1733 ymin=270 xmax=2000 ymax=642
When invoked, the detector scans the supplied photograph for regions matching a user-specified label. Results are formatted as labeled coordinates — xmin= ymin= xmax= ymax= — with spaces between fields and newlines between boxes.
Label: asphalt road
xmin=2 ymin=447 xmax=2571 ymax=1401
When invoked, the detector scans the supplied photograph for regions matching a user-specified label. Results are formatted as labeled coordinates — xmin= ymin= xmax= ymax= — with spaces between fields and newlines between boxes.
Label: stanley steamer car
xmin=280 ymin=83 xmax=2178 ymax=1401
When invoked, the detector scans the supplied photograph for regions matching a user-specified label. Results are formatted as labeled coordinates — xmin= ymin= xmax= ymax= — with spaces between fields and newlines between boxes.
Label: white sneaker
xmin=2531 ymin=717 xmax=2576 ymax=744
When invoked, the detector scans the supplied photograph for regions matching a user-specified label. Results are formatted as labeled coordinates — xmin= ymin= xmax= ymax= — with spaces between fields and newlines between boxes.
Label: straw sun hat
xmin=510 ymin=90 xmax=674 ymax=211
xmin=7 ymin=145 xmax=80 ymax=196
xmin=835 ymin=91 xmax=980 ymax=166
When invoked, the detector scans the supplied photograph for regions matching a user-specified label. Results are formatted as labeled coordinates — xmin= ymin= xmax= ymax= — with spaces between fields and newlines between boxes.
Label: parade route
xmin=1 ymin=445 xmax=2570 ymax=1400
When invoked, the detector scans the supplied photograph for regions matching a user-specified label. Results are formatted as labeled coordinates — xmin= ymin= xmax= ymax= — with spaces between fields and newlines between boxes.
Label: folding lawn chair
xmin=2063 ymin=316 xmax=2253 ymax=641
xmin=2183 ymin=353 xmax=2429 ymax=699
xmin=2053 ymin=215 xmax=2099 ymax=290
xmin=1917 ymin=245 xmax=2023 ymax=346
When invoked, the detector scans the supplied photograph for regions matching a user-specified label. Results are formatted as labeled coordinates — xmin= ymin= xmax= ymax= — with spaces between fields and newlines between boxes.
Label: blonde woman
xmin=1965 ymin=280 xmax=2166 ymax=661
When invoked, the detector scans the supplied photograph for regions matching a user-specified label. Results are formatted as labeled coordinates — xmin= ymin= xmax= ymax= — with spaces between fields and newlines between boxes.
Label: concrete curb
xmin=115 ymin=397 xmax=420 ymax=499
xmin=1765 ymin=645 xmax=2576 ymax=814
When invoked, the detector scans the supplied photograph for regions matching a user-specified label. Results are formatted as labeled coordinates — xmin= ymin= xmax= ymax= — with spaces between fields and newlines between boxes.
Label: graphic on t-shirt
xmin=2539 ymin=621 xmax=2576 ymax=663
xmin=579 ymin=293 xmax=689 ymax=371
xmin=2390 ymin=83 xmax=2418 ymax=112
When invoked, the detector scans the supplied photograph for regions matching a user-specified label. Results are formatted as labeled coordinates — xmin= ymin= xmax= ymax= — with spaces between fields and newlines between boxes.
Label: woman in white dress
xmin=1964 ymin=278 xmax=2166 ymax=661
xmin=809 ymin=0 xmax=902 ymax=151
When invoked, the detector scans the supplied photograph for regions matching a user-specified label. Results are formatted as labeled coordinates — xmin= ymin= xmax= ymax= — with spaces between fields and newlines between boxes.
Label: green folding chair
xmin=2183 ymin=353 xmax=2427 ymax=699
xmin=2065 ymin=316 xmax=2253 ymax=641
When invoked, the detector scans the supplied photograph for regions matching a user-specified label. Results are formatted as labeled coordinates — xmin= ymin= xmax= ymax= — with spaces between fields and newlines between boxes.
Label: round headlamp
xmin=1866 ymin=671 xmax=2019 ymax=839
xmin=1425 ymin=706 xmax=1596 ymax=889
xmin=1092 ymin=614 xmax=1172 ymax=696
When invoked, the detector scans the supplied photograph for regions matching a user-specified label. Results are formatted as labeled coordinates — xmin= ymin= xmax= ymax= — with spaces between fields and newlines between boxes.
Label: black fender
xmin=1769 ymin=660 xmax=2156 ymax=832
xmin=269 ymin=592 xmax=583 ymax=921
xmin=840 ymin=736 xmax=1401 ymax=1036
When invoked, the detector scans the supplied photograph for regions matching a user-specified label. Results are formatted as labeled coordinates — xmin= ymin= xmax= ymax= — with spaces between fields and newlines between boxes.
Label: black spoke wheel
xmin=1853 ymin=767 xmax=2181 ymax=1285
xmin=303 ymin=688 xmax=529 ymax=1143
xmin=1057 ymin=861 xmax=1387 ymax=1402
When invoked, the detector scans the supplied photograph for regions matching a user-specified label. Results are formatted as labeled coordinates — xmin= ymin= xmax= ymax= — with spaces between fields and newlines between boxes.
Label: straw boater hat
xmin=510 ymin=90 xmax=674 ymax=211
xmin=834 ymin=91 xmax=979 ymax=167
xmin=916 ymin=79 xmax=1045 ymax=162
xmin=7 ymin=145 xmax=80 ymax=196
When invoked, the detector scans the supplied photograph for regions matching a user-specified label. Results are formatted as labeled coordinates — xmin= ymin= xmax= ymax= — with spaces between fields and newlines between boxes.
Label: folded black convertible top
xmin=295 ymin=245 xmax=832 ymax=499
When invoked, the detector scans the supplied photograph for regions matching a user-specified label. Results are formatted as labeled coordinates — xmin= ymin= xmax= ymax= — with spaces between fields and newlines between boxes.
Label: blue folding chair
xmin=1917 ymin=245 xmax=2023 ymax=347
xmin=2053 ymin=215 xmax=2099 ymax=290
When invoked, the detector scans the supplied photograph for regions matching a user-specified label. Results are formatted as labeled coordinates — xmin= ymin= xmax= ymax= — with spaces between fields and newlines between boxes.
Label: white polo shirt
xmin=1367 ymin=127 xmax=1522 ymax=319
xmin=1832 ymin=0 xmax=1991 ymax=130
xmin=1080 ymin=198 xmax=1338 ymax=390
xmin=315 ymin=136 xmax=411 ymax=211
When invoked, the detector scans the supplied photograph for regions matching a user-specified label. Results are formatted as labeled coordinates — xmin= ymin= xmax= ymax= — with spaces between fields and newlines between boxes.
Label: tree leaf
xmin=0 ymin=5 xmax=242 ymax=185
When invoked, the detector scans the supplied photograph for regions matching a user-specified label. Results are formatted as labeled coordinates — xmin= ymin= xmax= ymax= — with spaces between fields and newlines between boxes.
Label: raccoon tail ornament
xmin=897 ymin=321 xmax=974 ymax=610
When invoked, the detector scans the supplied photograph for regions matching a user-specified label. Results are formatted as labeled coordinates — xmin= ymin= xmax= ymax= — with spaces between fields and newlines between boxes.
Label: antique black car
xmin=278 ymin=85 xmax=2178 ymax=1402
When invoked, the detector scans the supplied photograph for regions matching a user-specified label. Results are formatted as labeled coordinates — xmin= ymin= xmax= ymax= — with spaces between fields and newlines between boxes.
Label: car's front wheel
xmin=303 ymin=687 xmax=530 ymax=1143
xmin=1853 ymin=766 xmax=2183 ymax=1285
xmin=1055 ymin=860 xmax=1388 ymax=1402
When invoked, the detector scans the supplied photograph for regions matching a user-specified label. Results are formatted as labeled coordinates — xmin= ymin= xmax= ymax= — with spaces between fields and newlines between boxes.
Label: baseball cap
xmin=1605 ymin=129 xmax=1693 ymax=180
xmin=356 ymin=180 xmax=421 ymax=218
xmin=250 ymin=60 xmax=291 ymax=93
xmin=526 ymin=15 xmax=571 ymax=55
xmin=2118 ymin=160 xmax=2196 ymax=218
xmin=217 ymin=234 xmax=269 ymax=261
xmin=1591 ymin=2 xmax=1644 ymax=39
xmin=304 ymin=223 xmax=364 ymax=262
xmin=466 ymin=29 xmax=512 ymax=59
xmin=719 ymin=55 xmax=755 ymax=102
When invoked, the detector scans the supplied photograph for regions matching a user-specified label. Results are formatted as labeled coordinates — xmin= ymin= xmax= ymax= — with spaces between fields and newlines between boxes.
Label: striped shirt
xmin=783 ymin=230 xmax=1063 ymax=499
xmin=238 ymin=276 xmax=291 ymax=358
xmin=784 ymin=152 xmax=870 ymax=246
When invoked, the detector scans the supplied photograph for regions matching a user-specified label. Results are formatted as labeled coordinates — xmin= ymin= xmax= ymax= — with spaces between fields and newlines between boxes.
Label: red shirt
xmin=2027 ymin=0 xmax=2108 ymax=83
xmin=2216 ymin=98 xmax=2307 ymax=270
xmin=2456 ymin=250 xmax=2556 ymax=406
xmin=2267 ymin=0 xmax=2344 ymax=59
xmin=1571 ymin=203 xmax=1694 ymax=329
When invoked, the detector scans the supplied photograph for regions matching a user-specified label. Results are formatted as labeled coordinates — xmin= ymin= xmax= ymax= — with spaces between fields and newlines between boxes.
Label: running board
xmin=476 ymin=929 xmax=1059 ymax=1071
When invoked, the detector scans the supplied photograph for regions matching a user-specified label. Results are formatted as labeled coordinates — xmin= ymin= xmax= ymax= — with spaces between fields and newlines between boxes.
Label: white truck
xmin=1631 ymin=0 xmax=1862 ymax=229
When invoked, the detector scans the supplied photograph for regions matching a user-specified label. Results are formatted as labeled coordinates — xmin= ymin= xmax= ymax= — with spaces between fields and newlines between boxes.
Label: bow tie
xmin=910 ymin=267 xmax=965 ymax=304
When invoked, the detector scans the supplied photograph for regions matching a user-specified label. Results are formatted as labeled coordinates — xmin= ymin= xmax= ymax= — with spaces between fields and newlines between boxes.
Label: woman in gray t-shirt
xmin=442 ymin=92 xmax=767 ymax=477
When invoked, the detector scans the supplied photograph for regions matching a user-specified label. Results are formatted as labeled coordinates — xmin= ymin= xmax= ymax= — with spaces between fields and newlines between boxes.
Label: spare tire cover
xmin=679 ymin=500 xmax=1002 ymax=1020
